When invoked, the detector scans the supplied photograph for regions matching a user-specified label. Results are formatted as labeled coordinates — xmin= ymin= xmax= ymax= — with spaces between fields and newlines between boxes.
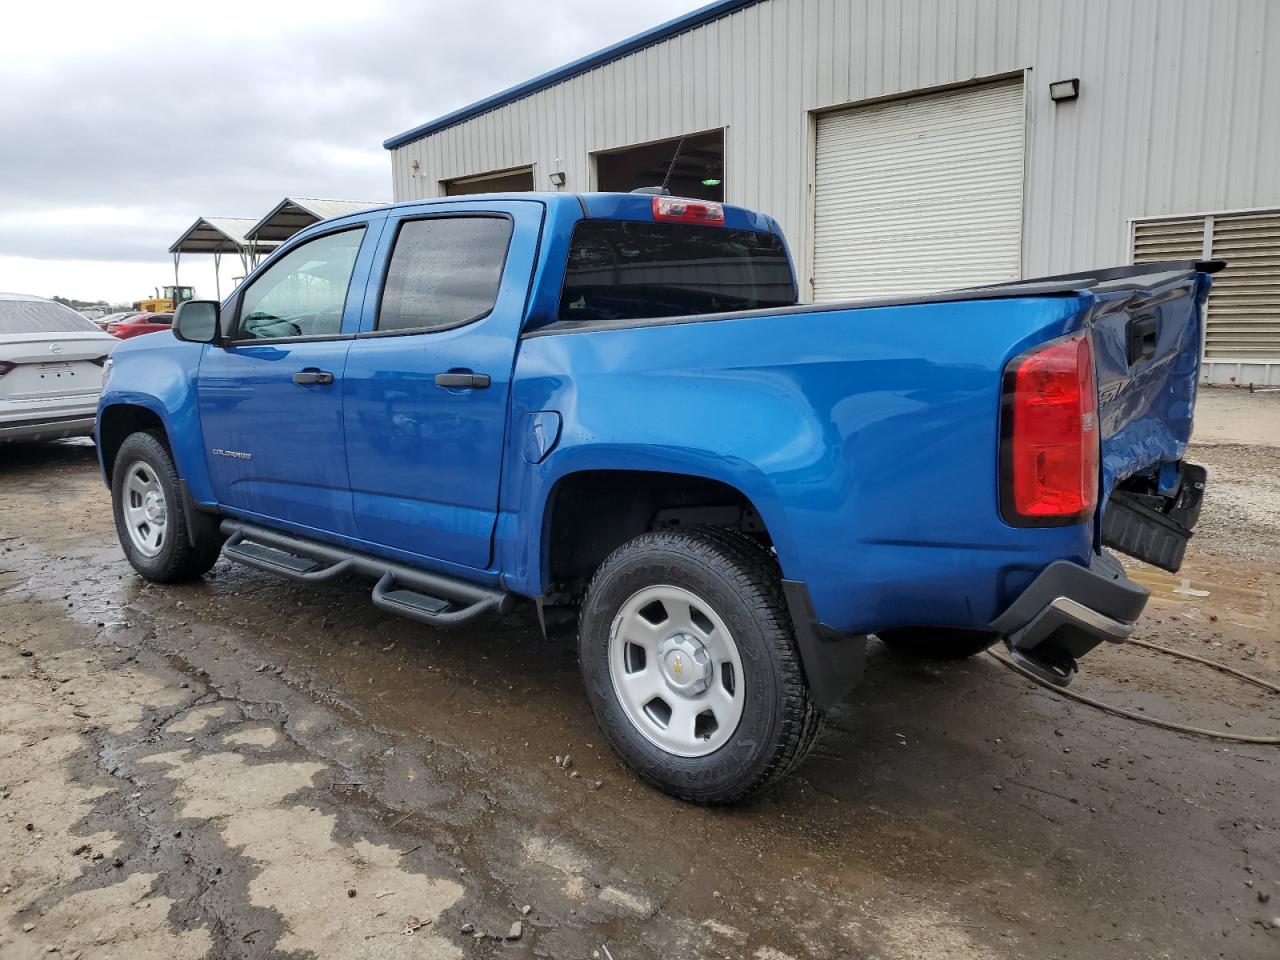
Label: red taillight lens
xmin=651 ymin=196 xmax=725 ymax=225
xmin=1000 ymin=333 xmax=1099 ymax=525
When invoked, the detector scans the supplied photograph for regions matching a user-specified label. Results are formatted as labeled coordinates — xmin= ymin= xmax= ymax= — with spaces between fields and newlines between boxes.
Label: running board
xmin=220 ymin=520 xmax=513 ymax=629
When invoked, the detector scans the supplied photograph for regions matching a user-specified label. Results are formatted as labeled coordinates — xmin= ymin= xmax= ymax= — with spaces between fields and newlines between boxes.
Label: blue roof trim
xmin=383 ymin=0 xmax=764 ymax=150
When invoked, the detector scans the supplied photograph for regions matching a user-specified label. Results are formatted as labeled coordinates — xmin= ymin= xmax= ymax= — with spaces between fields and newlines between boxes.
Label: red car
xmin=105 ymin=312 xmax=173 ymax=339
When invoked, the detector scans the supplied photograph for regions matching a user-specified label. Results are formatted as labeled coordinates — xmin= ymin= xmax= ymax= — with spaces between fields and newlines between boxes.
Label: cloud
xmin=0 ymin=0 xmax=706 ymax=301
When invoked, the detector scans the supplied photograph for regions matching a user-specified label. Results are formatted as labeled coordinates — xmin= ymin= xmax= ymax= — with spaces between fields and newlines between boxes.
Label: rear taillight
xmin=651 ymin=196 xmax=725 ymax=225
xmin=0 ymin=361 xmax=14 ymax=377
xmin=1000 ymin=333 xmax=1099 ymax=526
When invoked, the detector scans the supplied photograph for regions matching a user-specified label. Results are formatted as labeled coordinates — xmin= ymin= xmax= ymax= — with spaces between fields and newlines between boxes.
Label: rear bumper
xmin=0 ymin=412 xmax=97 ymax=442
xmin=991 ymin=552 xmax=1148 ymax=661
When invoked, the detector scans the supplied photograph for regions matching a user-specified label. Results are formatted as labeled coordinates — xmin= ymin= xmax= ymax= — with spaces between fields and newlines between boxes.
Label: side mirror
xmin=173 ymin=300 xmax=222 ymax=344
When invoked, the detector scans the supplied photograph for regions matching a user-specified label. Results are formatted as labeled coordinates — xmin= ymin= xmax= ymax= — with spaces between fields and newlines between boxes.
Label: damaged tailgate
xmin=1086 ymin=261 xmax=1220 ymax=571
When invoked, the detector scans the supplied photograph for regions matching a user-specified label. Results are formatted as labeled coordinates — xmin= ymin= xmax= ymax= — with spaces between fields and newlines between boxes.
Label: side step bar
xmin=220 ymin=521 xmax=514 ymax=629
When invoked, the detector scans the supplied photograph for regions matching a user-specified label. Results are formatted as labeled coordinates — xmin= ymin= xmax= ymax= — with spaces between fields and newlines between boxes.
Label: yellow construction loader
xmin=132 ymin=285 xmax=195 ymax=313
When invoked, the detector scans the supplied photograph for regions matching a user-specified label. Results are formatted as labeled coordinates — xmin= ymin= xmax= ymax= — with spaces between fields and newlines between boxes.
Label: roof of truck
xmin=309 ymin=193 xmax=780 ymax=236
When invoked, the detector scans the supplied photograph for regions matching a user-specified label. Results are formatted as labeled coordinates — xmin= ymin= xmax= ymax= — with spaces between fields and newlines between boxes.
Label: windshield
xmin=0 ymin=299 xmax=102 ymax=335
xmin=559 ymin=220 xmax=796 ymax=323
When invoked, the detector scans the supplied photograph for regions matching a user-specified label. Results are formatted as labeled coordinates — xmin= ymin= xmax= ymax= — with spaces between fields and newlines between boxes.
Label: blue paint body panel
xmin=98 ymin=193 xmax=1212 ymax=638
xmin=343 ymin=199 xmax=545 ymax=568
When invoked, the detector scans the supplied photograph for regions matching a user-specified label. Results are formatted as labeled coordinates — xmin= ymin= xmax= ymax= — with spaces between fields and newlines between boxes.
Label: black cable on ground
xmin=987 ymin=638 xmax=1280 ymax=745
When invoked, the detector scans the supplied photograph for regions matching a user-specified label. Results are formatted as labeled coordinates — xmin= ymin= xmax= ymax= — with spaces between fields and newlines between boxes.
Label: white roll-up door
xmin=812 ymin=78 xmax=1025 ymax=301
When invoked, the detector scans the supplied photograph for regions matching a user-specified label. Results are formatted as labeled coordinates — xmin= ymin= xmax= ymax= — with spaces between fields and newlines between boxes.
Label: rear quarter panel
xmin=504 ymin=295 xmax=1096 ymax=635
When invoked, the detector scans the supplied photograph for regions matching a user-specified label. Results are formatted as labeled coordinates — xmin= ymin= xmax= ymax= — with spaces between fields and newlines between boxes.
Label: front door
xmin=198 ymin=223 xmax=377 ymax=538
xmin=343 ymin=201 xmax=543 ymax=569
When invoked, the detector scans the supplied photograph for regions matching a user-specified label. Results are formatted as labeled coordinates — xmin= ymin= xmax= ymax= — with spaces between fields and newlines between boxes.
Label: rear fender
xmin=500 ymin=444 xmax=793 ymax=599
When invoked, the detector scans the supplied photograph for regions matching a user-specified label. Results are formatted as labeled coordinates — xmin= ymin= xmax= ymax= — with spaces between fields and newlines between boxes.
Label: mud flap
xmin=781 ymin=580 xmax=866 ymax=710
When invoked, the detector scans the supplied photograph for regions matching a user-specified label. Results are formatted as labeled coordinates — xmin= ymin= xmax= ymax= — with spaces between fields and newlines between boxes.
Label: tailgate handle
xmin=1126 ymin=315 xmax=1158 ymax=365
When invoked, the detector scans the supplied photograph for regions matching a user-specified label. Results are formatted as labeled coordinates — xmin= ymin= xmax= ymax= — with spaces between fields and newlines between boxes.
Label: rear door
xmin=197 ymin=221 xmax=381 ymax=537
xmin=342 ymin=200 xmax=543 ymax=569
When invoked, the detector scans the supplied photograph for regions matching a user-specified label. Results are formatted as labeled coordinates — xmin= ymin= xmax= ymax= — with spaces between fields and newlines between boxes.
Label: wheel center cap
xmin=144 ymin=491 xmax=164 ymax=523
xmin=658 ymin=634 xmax=711 ymax=695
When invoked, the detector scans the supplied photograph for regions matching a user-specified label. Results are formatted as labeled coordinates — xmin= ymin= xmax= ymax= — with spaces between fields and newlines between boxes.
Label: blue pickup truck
xmin=97 ymin=192 xmax=1214 ymax=802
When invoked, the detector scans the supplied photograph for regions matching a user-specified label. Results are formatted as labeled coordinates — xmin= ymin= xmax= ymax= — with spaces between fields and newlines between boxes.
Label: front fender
xmin=96 ymin=336 xmax=213 ymax=504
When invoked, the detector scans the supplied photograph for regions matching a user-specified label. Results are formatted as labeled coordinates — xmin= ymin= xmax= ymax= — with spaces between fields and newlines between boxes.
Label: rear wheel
xmin=876 ymin=627 xmax=999 ymax=661
xmin=111 ymin=431 xmax=222 ymax=583
xmin=578 ymin=527 xmax=823 ymax=804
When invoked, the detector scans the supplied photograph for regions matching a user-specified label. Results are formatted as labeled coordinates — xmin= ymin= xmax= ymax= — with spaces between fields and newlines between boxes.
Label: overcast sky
xmin=0 ymin=0 xmax=707 ymax=304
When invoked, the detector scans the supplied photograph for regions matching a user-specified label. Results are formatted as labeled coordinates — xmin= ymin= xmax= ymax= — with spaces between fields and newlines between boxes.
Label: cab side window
xmin=378 ymin=216 xmax=513 ymax=333
xmin=236 ymin=228 xmax=366 ymax=340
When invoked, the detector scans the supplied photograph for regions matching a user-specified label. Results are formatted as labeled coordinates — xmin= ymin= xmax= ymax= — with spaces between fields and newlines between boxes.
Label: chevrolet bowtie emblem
xmin=673 ymin=656 xmax=683 ymax=679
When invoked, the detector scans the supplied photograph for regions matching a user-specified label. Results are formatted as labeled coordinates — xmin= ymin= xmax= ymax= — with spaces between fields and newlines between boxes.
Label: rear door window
xmin=378 ymin=216 xmax=514 ymax=333
xmin=559 ymin=220 xmax=796 ymax=323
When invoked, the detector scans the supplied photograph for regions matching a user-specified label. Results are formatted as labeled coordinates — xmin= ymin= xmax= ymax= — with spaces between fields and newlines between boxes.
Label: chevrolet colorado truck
xmin=97 ymin=192 xmax=1214 ymax=803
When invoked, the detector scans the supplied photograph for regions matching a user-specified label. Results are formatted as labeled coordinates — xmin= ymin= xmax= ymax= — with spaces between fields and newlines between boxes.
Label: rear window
xmin=558 ymin=220 xmax=796 ymax=323
xmin=0 ymin=299 xmax=101 ymax=335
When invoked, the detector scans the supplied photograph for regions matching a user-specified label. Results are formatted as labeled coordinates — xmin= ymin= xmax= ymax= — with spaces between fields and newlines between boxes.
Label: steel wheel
xmin=607 ymin=583 xmax=746 ymax=758
xmin=121 ymin=460 xmax=168 ymax=558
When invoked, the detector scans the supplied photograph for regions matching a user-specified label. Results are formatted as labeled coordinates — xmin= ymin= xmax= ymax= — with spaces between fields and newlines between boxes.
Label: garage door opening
xmin=812 ymin=78 xmax=1025 ymax=301
xmin=595 ymin=129 xmax=724 ymax=201
xmin=443 ymin=165 xmax=535 ymax=196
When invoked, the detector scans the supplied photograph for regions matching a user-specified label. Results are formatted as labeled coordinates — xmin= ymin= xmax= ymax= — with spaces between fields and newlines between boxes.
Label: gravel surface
xmin=1 ymin=438 xmax=1277 ymax=959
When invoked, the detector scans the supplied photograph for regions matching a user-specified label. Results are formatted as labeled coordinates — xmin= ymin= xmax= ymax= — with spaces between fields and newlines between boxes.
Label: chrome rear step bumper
xmin=991 ymin=552 xmax=1148 ymax=686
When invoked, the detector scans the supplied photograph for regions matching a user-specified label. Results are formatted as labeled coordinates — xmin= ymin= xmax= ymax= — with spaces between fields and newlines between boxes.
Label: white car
xmin=1 ymin=293 xmax=117 ymax=443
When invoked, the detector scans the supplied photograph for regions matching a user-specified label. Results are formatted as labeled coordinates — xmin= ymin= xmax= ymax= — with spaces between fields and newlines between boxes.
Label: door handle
xmin=434 ymin=372 xmax=491 ymax=389
xmin=292 ymin=369 xmax=334 ymax=385
xmin=1126 ymin=315 xmax=1158 ymax=365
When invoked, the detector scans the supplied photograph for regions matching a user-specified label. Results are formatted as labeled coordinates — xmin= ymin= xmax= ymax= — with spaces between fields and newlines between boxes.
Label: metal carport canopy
xmin=168 ymin=217 xmax=281 ymax=298
xmin=245 ymin=198 xmax=385 ymax=244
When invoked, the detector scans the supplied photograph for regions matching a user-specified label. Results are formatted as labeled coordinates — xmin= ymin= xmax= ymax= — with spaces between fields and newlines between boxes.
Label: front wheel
xmin=111 ymin=431 xmax=222 ymax=583
xmin=578 ymin=527 xmax=823 ymax=804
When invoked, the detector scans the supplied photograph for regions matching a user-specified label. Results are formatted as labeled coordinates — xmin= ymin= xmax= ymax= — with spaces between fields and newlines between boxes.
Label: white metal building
xmin=385 ymin=0 xmax=1280 ymax=384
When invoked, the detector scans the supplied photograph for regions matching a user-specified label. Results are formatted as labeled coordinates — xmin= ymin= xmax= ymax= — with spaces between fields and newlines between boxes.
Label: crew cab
xmin=96 ymin=193 xmax=1214 ymax=803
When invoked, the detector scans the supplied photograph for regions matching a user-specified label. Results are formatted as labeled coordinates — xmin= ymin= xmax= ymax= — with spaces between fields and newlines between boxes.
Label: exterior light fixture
xmin=549 ymin=171 xmax=567 ymax=186
xmin=1050 ymin=78 xmax=1080 ymax=102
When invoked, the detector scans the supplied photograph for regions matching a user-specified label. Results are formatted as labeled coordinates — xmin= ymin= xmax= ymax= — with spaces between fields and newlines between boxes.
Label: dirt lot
xmin=2 ymin=390 xmax=1278 ymax=960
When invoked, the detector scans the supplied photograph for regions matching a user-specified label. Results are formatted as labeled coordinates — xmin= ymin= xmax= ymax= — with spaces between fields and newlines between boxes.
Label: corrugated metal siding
xmin=1206 ymin=213 xmax=1280 ymax=360
xmin=1132 ymin=216 xmax=1206 ymax=264
xmin=1133 ymin=209 xmax=1280 ymax=376
xmin=812 ymin=78 xmax=1024 ymax=300
xmin=389 ymin=0 xmax=1280 ymax=301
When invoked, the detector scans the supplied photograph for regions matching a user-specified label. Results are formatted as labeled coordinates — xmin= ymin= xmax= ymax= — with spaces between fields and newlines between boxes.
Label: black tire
xmin=111 ymin=431 xmax=223 ymax=583
xmin=876 ymin=627 xmax=999 ymax=661
xmin=578 ymin=526 xmax=824 ymax=804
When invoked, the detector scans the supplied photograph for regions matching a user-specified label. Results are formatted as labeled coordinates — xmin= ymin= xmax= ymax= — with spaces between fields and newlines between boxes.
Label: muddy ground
xmin=2 ymin=395 xmax=1278 ymax=960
